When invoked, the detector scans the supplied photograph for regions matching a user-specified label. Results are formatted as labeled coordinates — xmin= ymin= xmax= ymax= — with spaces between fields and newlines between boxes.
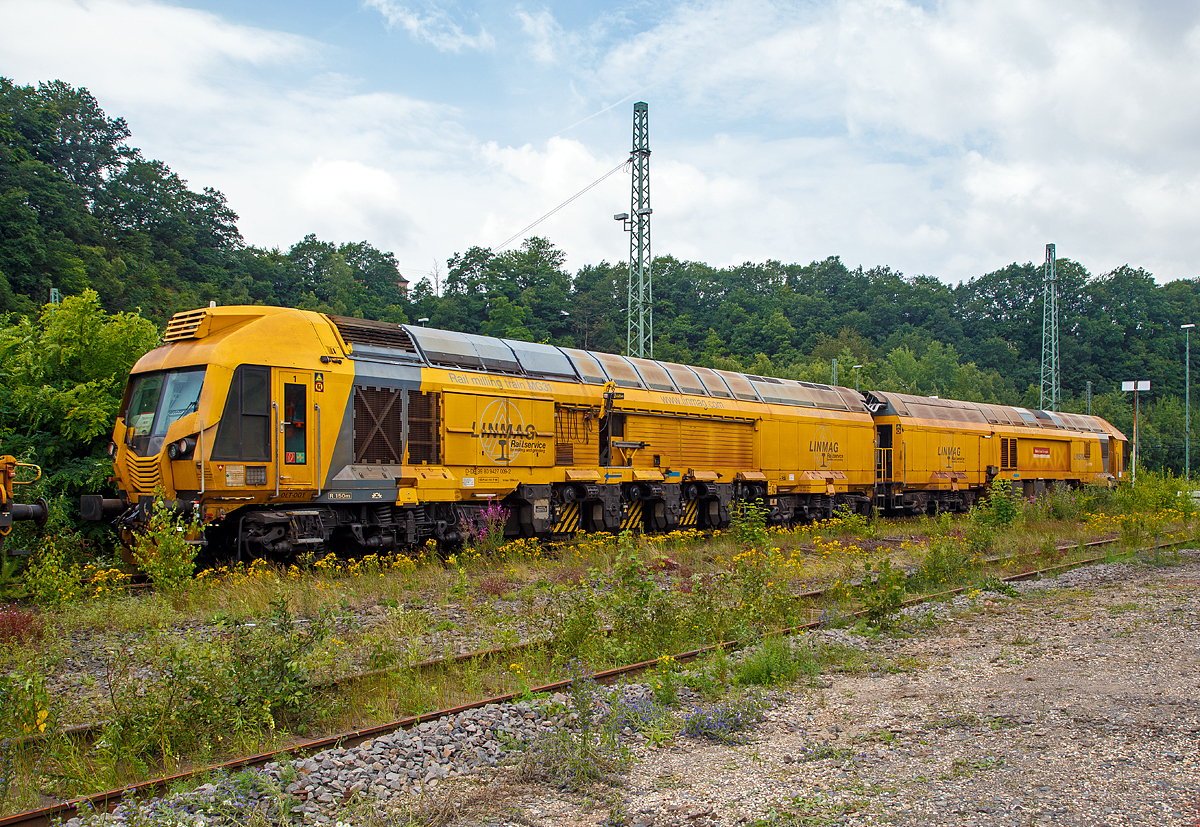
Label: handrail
xmin=875 ymin=447 xmax=893 ymax=482
xmin=198 ymin=420 xmax=205 ymax=496
xmin=314 ymin=403 xmax=322 ymax=497
xmin=272 ymin=401 xmax=280 ymax=499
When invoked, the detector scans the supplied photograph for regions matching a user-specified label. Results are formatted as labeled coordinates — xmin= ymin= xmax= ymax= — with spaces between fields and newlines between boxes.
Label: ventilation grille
xmin=556 ymin=443 xmax=574 ymax=465
xmin=407 ymin=391 xmax=440 ymax=465
xmin=331 ymin=316 xmax=418 ymax=352
xmin=1000 ymin=438 xmax=1017 ymax=471
xmin=354 ymin=386 xmax=403 ymax=464
xmin=125 ymin=455 xmax=162 ymax=493
xmin=164 ymin=309 xmax=208 ymax=342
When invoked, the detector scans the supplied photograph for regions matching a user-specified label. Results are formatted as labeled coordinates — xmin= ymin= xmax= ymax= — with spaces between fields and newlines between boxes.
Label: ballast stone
xmin=62 ymin=687 xmax=660 ymax=827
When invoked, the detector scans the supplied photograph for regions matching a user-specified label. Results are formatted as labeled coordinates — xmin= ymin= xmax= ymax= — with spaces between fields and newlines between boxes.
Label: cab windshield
xmin=124 ymin=368 xmax=206 ymax=457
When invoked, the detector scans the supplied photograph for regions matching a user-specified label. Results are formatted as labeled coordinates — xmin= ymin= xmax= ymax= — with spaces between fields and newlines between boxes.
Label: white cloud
xmin=573 ymin=0 xmax=1200 ymax=280
xmin=515 ymin=7 xmax=565 ymax=65
xmin=3 ymin=0 xmax=1200 ymax=286
xmin=364 ymin=0 xmax=495 ymax=52
xmin=0 ymin=0 xmax=313 ymax=111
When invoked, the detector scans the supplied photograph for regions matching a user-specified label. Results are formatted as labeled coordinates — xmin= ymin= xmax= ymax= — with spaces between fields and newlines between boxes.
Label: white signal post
xmin=1183 ymin=324 xmax=1194 ymax=478
xmin=1121 ymin=380 xmax=1150 ymax=483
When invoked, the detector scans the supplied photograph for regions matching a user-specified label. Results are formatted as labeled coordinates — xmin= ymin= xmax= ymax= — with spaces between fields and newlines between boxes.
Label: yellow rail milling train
xmin=81 ymin=305 xmax=1127 ymax=558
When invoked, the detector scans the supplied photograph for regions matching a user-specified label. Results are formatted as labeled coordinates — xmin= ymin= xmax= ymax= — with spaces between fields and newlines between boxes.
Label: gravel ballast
xmin=66 ymin=551 xmax=1200 ymax=826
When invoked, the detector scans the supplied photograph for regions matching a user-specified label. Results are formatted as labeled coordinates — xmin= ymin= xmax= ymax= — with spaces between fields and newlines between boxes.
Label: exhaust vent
xmin=164 ymin=309 xmax=210 ymax=341
xmin=330 ymin=316 xmax=418 ymax=353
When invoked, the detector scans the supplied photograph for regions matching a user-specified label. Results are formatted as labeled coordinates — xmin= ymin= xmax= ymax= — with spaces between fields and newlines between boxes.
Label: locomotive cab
xmin=82 ymin=306 xmax=352 ymax=558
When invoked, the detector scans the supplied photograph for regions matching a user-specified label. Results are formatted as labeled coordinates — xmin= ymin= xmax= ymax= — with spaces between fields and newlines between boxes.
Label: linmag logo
xmin=939 ymin=434 xmax=963 ymax=469
xmin=474 ymin=398 xmax=546 ymax=465
xmin=810 ymin=425 xmax=840 ymax=470
xmin=476 ymin=399 xmax=528 ymax=464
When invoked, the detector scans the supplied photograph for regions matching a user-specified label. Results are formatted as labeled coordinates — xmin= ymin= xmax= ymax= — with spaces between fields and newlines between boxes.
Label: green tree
xmin=0 ymin=289 xmax=159 ymax=484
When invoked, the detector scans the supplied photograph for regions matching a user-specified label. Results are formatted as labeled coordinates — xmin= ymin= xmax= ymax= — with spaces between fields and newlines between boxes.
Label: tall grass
xmin=3 ymin=471 xmax=1195 ymax=814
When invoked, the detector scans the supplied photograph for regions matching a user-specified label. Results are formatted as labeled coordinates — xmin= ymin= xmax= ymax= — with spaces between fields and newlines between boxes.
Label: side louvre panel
xmin=407 ymin=391 xmax=441 ymax=465
xmin=353 ymin=386 xmax=404 ymax=464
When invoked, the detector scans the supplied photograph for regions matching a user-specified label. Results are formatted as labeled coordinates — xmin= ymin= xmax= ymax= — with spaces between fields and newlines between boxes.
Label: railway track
xmin=9 ymin=531 xmax=1119 ymax=752
xmin=1 ymin=532 xmax=1189 ymax=827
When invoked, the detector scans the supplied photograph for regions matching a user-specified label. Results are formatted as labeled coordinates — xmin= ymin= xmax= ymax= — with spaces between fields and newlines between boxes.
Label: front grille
xmin=164 ymin=309 xmax=208 ymax=341
xmin=125 ymin=455 xmax=163 ymax=494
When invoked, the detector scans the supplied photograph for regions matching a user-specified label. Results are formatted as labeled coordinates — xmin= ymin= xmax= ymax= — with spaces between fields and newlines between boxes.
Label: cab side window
xmin=213 ymin=366 xmax=271 ymax=460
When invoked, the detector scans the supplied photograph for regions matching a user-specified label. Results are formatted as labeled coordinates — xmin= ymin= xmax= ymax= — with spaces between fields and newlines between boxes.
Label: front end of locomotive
xmin=81 ymin=306 xmax=348 ymax=556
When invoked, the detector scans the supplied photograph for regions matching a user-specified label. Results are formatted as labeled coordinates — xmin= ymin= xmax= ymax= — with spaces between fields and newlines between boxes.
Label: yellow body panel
xmin=874 ymin=413 xmax=1117 ymax=494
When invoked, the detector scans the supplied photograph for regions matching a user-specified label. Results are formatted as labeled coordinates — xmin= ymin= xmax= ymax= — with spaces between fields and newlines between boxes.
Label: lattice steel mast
xmin=1040 ymin=243 xmax=1060 ymax=411
xmin=626 ymin=102 xmax=652 ymax=359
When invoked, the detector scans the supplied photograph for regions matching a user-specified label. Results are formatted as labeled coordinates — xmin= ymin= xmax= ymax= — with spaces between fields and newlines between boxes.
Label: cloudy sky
xmin=2 ymin=0 xmax=1198 ymax=286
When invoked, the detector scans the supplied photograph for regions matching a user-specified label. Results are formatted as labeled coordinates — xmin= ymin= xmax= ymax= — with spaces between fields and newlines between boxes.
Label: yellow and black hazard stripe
xmin=553 ymin=502 xmax=580 ymax=534
xmin=620 ymin=501 xmax=643 ymax=533
xmin=680 ymin=498 xmax=699 ymax=527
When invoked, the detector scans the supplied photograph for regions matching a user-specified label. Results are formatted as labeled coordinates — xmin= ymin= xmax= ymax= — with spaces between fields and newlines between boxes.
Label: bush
xmin=730 ymin=499 xmax=769 ymax=548
xmin=856 ymin=558 xmax=907 ymax=626
xmin=0 ymin=604 xmax=42 ymax=645
xmin=979 ymin=479 xmax=1020 ymax=528
xmin=830 ymin=503 xmax=870 ymax=536
xmin=0 ymin=664 xmax=52 ymax=806
xmin=605 ymin=532 xmax=679 ymax=660
xmin=1115 ymin=470 xmax=1189 ymax=514
xmin=518 ymin=660 xmax=628 ymax=790
xmin=22 ymin=539 xmax=83 ymax=605
xmin=0 ymin=668 xmax=51 ymax=736
xmin=914 ymin=538 xmax=971 ymax=590
xmin=735 ymin=636 xmax=812 ymax=686
xmin=1041 ymin=484 xmax=1084 ymax=521
xmin=131 ymin=499 xmax=202 ymax=594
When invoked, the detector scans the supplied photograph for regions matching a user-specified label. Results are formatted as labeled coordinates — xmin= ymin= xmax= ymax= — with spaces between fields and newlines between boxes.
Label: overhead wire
xmin=489 ymin=159 xmax=630 ymax=253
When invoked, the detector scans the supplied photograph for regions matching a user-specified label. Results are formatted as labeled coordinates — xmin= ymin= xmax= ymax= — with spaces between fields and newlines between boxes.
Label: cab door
xmin=276 ymin=370 xmax=314 ymax=490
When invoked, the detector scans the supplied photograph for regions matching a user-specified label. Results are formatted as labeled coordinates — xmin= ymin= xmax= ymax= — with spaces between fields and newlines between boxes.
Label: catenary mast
xmin=626 ymin=102 xmax=652 ymax=359
xmin=1040 ymin=243 xmax=1060 ymax=411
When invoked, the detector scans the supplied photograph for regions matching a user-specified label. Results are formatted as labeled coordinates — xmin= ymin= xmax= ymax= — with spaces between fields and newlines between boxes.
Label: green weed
xmin=735 ymin=637 xmax=813 ymax=687
xmin=517 ymin=660 xmax=628 ymax=790
xmin=856 ymin=558 xmax=907 ymax=626
xmin=131 ymin=499 xmax=203 ymax=595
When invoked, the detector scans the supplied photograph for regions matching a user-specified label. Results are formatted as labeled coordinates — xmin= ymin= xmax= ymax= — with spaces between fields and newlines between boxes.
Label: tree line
xmin=2 ymin=77 xmax=1198 ymax=510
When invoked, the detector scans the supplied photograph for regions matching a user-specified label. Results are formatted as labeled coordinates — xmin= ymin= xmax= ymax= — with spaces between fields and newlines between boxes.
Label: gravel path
xmin=487 ymin=552 xmax=1200 ymax=827
xmin=65 ymin=551 xmax=1200 ymax=826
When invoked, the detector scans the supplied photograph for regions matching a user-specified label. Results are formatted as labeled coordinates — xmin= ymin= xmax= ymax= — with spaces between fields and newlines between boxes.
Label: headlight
xmin=107 ymin=441 xmax=117 ymax=458
xmin=168 ymin=437 xmax=196 ymax=460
